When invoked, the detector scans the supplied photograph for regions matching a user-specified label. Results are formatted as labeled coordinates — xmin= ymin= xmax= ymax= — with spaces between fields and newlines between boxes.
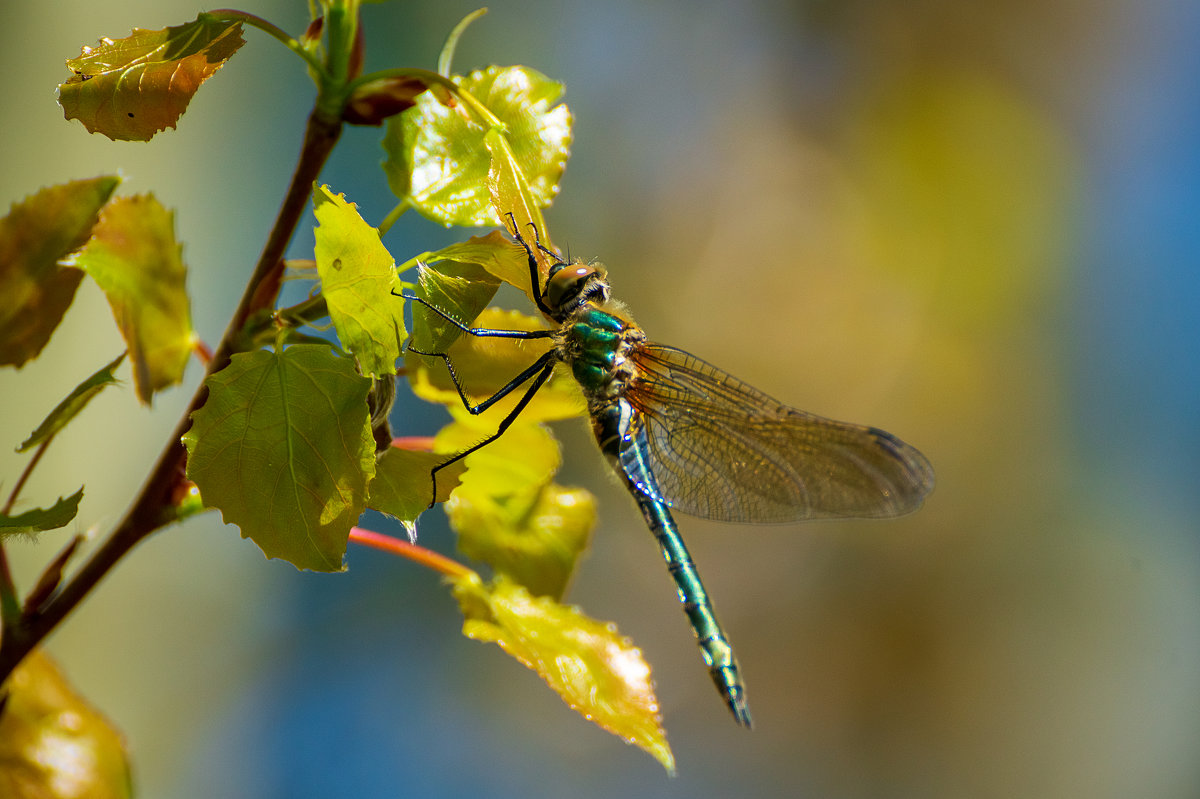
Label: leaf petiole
xmin=348 ymin=527 xmax=475 ymax=580
xmin=208 ymin=9 xmax=326 ymax=77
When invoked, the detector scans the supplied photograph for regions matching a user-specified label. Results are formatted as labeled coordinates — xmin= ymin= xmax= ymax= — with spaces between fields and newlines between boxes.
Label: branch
xmin=0 ymin=107 xmax=343 ymax=683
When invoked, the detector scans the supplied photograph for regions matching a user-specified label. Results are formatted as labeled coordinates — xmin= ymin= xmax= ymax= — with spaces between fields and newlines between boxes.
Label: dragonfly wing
xmin=623 ymin=344 xmax=934 ymax=523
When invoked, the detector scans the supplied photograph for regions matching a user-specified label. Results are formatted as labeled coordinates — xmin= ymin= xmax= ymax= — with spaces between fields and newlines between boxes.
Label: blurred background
xmin=2 ymin=0 xmax=1199 ymax=796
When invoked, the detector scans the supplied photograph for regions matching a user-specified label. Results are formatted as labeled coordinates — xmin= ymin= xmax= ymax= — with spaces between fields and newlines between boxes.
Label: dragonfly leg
xmin=504 ymin=212 xmax=561 ymax=318
xmin=427 ymin=355 xmax=557 ymax=504
xmin=395 ymin=288 xmax=562 ymax=505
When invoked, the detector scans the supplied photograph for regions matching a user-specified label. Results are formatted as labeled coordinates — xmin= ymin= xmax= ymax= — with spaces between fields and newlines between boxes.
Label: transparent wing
xmin=622 ymin=344 xmax=935 ymax=523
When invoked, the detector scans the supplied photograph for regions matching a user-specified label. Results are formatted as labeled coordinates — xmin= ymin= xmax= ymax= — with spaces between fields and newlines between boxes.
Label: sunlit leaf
xmin=0 ymin=177 xmax=120 ymax=367
xmin=312 ymin=185 xmax=406 ymax=378
xmin=407 ymin=307 xmax=585 ymax=423
xmin=450 ymin=482 xmax=595 ymax=601
xmin=182 ymin=345 xmax=375 ymax=572
xmin=368 ymin=446 xmax=466 ymax=540
xmin=58 ymin=13 xmax=245 ymax=141
xmin=0 ymin=651 xmax=132 ymax=799
xmin=382 ymin=65 xmax=572 ymax=227
xmin=437 ymin=416 xmax=561 ymax=505
xmin=0 ymin=488 xmax=84 ymax=540
xmin=426 ymin=231 xmax=533 ymax=302
xmin=66 ymin=195 xmax=193 ymax=404
xmin=18 ymin=354 xmax=125 ymax=452
xmin=408 ymin=260 xmax=500 ymax=353
xmin=452 ymin=574 xmax=674 ymax=774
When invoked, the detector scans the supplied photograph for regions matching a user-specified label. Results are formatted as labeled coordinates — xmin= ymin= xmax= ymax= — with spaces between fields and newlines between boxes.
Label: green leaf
xmin=182 ymin=345 xmax=375 ymax=572
xmin=368 ymin=447 xmax=466 ymax=539
xmin=67 ymin=195 xmax=194 ymax=404
xmin=0 ymin=651 xmax=133 ymax=799
xmin=452 ymin=574 xmax=674 ymax=774
xmin=58 ymin=13 xmax=245 ymax=141
xmin=425 ymin=231 xmax=533 ymax=303
xmin=382 ymin=65 xmax=573 ymax=227
xmin=0 ymin=488 xmax=84 ymax=539
xmin=18 ymin=354 xmax=125 ymax=452
xmin=0 ymin=177 xmax=120 ymax=367
xmin=407 ymin=308 xmax=586 ymax=424
xmin=437 ymin=418 xmax=560 ymax=508
xmin=409 ymin=260 xmax=500 ymax=353
xmin=312 ymin=185 xmax=406 ymax=378
xmin=450 ymin=482 xmax=595 ymax=601
xmin=438 ymin=414 xmax=594 ymax=599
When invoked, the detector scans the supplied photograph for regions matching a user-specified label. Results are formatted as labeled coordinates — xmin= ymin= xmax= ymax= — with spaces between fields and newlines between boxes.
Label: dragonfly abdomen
xmin=594 ymin=400 xmax=753 ymax=727
xmin=627 ymin=470 xmax=753 ymax=728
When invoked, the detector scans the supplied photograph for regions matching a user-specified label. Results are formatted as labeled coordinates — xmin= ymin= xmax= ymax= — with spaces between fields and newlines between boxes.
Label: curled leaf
xmin=18 ymin=354 xmax=125 ymax=452
xmin=0 ymin=177 xmax=120 ymax=367
xmin=58 ymin=13 xmax=245 ymax=141
xmin=344 ymin=76 xmax=429 ymax=126
xmin=0 ymin=488 xmax=84 ymax=540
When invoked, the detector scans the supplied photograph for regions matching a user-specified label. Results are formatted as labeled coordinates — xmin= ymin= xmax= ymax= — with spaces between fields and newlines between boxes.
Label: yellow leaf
xmin=452 ymin=574 xmax=675 ymax=773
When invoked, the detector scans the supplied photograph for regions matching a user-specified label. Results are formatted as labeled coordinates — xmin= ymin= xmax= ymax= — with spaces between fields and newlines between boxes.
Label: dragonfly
xmin=403 ymin=216 xmax=935 ymax=727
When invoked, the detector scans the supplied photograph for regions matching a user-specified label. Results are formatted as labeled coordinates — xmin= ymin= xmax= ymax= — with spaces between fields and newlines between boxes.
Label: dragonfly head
xmin=543 ymin=261 xmax=610 ymax=320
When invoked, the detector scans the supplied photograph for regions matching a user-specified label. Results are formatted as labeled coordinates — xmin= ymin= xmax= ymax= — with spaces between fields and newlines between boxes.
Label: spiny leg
xmin=395 ymin=289 xmax=560 ymax=504
xmin=427 ymin=355 xmax=557 ymax=503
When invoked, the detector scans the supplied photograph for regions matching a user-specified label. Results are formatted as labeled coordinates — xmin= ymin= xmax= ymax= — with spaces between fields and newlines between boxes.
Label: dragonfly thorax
xmin=543 ymin=261 xmax=610 ymax=322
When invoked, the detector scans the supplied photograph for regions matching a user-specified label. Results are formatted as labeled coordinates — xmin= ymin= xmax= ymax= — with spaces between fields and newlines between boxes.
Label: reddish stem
xmin=348 ymin=527 xmax=473 ymax=580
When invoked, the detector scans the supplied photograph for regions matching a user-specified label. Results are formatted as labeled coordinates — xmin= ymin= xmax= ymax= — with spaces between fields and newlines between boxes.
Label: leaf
xmin=409 ymin=260 xmax=500 ymax=353
xmin=0 ymin=488 xmax=84 ymax=539
xmin=17 ymin=352 xmax=124 ymax=451
xmin=343 ymin=77 xmax=429 ymax=126
xmin=0 ymin=177 xmax=120 ymax=367
xmin=437 ymin=413 xmax=593 ymax=599
xmin=407 ymin=308 xmax=586 ymax=424
xmin=66 ymin=195 xmax=194 ymax=404
xmin=182 ymin=345 xmax=375 ymax=572
xmin=18 ymin=354 xmax=126 ymax=452
xmin=0 ymin=650 xmax=133 ymax=799
xmin=382 ymin=65 xmax=573 ymax=227
xmin=450 ymin=482 xmax=595 ymax=601
xmin=452 ymin=574 xmax=674 ymax=774
xmin=312 ymin=185 xmax=406 ymax=378
xmin=436 ymin=418 xmax=560 ymax=507
xmin=368 ymin=447 xmax=466 ymax=540
xmin=58 ymin=13 xmax=245 ymax=141
xmin=426 ymin=231 xmax=533 ymax=303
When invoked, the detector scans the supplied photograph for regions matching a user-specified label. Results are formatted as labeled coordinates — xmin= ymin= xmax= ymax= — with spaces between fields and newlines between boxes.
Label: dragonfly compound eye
xmin=545 ymin=263 xmax=599 ymax=311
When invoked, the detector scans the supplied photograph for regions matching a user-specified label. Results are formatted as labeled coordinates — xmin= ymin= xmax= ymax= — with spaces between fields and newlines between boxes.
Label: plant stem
xmin=0 ymin=439 xmax=55 ymax=630
xmin=209 ymin=9 xmax=326 ymax=76
xmin=0 ymin=107 xmax=343 ymax=685
xmin=349 ymin=527 xmax=474 ymax=580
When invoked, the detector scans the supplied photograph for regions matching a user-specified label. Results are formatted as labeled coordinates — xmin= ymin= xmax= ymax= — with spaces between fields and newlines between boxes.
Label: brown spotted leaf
xmin=58 ymin=13 xmax=245 ymax=141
